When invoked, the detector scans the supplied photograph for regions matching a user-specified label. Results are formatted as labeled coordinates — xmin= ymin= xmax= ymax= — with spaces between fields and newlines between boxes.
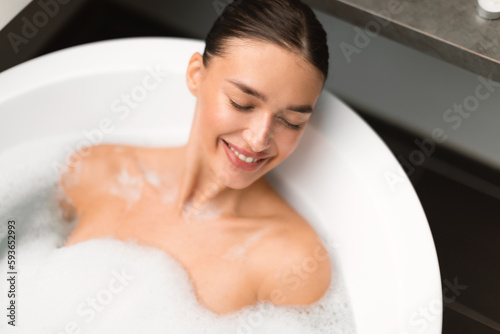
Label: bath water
xmin=0 ymin=134 xmax=355 ymax=333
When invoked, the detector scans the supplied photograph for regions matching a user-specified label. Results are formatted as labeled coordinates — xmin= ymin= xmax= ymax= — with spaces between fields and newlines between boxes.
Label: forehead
xmin=207 ymin=38 xmax=324 ymax=102
xmin=216 ymin=38 xmax=321 ymax=77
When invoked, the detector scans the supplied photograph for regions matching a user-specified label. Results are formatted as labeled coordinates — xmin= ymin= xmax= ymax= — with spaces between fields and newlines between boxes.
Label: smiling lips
xmin=222 ymin=139 xmax=271 ymax=171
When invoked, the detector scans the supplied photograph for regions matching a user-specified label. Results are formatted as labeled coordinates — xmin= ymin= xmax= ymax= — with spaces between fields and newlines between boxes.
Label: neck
xmin=174 ymin=116 xmax=239 ymax=221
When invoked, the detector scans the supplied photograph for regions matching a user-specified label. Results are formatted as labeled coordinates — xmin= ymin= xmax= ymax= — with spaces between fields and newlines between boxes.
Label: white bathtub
xmin=0 ymin=37 xmax=442 ymax=333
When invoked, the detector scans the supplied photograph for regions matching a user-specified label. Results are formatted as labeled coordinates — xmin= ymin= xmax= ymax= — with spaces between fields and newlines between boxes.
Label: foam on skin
xmin=0 ymin=135 xmax=356 ymax=334
xmin=108 ymin=169 xmax=144 ymax=210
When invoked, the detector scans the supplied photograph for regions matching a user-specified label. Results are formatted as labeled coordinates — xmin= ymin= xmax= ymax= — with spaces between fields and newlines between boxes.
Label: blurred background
xmin=1 ymin=0 xmax=499 ymax=333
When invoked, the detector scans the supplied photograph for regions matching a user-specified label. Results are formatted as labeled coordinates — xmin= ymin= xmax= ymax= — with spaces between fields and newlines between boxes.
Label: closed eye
xmin=279 ymin=118 xmax=302 ymax=130
xmin=229 ymin=99 xmax=254 ymax=111
xmin=229 ymin=98 xmax=303 ymax=130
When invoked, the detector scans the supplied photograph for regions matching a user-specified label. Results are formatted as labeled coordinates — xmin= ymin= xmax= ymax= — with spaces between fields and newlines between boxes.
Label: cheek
xmin=274 ymin=129 xmax=304 ymax=159
xmin=198 ymin=93 xmax=222 ymax=132
xmin=200 ymin=96 xmax=243 ymax=138
xmin=197 ymin=95 xmax=238 ymax=152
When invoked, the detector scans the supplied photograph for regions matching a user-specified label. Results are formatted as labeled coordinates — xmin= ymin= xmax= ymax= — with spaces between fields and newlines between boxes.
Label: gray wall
xmin=316 ymin=10 xmax=500 ymax=171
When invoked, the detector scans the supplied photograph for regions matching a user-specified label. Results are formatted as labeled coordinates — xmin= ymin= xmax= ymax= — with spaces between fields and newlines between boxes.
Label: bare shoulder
xmin=59 ymin=144 xmax=181 ymax=208
xmin=253 ymin=216 xmax=332 ymax=307
xmin=246 ymin=179 xmax=332 ymax=306
xmin=60 ymin=144 xmax=132 ymax=185
xmin=59 ymin=144 xmax=144 ymax=209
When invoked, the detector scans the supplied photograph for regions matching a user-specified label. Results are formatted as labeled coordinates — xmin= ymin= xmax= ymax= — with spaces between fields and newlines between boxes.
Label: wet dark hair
xmin=203 ymin=0 xmax=329 ymax=80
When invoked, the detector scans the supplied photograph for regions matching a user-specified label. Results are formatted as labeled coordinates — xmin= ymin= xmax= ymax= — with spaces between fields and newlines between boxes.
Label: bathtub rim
xmin=0 ymin=37 xmax=442 ymax=334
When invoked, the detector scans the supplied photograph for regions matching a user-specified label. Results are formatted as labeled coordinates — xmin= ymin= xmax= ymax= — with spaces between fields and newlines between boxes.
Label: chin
xmin=226 ymin=177 xmax=259 ymax=190
xmin=214 ymin=165 xmax=257 ymax=189
xmin=214 ymin=162 xmax=269 ymax=190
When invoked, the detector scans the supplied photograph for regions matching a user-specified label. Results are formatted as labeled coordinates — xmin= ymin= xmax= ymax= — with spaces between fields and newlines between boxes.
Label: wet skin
xmin=60 ymin=38 xmax=332 ymax=315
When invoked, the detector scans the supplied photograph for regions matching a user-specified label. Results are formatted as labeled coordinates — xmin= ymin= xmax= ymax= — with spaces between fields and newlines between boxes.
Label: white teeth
xmin=228 ymin=144 xmax=259 ymax=163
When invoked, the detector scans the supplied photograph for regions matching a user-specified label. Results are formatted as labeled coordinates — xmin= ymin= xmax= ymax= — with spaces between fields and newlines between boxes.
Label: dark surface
xmin=0 ymin=0 xmax=88 ymax=73
xmin=443 ymin=307 xmax=500 ymax=334
xmin=360 ymin=111 xmax=500 ymax=333
xmin=37 ymin=0 xmax=193 ymax=57
xmin=4 ymin=0 xmax=500 ymax=332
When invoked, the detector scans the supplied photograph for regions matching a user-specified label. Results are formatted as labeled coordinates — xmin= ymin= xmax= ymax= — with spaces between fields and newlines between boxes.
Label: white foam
xmin=136 ymin=159 xmax=179 ymax=204
xmin=0 ymin=136 xmax=356 ymax=333
xmin=137 ymin=161 xmax=162 ymax=189
xmin=182 ymin=198 xmax=223 ymax=222
xmin=221 ymin=229 xmax=266 ymax=263
xmin=108 ymin=169 xmax=144 ymax=210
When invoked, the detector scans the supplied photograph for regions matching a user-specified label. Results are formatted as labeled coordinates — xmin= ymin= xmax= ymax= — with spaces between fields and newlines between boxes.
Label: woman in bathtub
xmin=60 ymin=0 xmax=331 ymax=315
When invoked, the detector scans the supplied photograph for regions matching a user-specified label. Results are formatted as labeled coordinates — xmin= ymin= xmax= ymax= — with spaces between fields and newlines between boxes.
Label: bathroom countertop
xmin=304 ymin=0 xmax=500 ymax=81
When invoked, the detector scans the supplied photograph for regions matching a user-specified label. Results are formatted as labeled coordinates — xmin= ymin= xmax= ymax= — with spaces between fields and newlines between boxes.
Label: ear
xmin=185 ymin=52 xmax=204 ymax=96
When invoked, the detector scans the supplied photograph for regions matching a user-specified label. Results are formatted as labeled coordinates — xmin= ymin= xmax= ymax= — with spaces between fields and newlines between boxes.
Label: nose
xmin=242 ymin=112 xmax=273 ymax=152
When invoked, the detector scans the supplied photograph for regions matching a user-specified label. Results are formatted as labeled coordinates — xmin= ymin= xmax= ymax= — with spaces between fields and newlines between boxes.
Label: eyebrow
xmin=228 ymin=80 xmax=314 ymax=114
